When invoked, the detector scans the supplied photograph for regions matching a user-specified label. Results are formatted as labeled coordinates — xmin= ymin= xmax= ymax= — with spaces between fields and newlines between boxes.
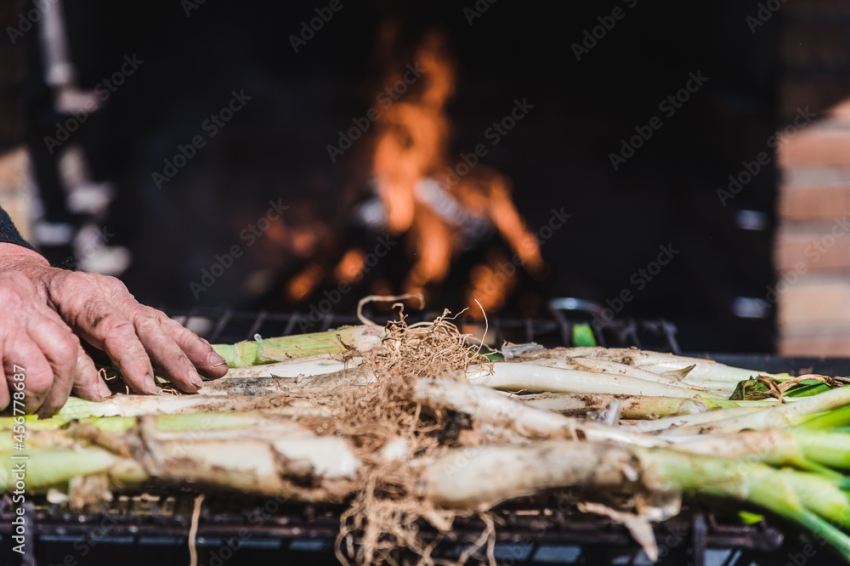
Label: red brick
xmin=780 ymin=334 xmax=850 ymax=357
xmin=778 ymin=127 xmax=850 ymax=169
xmin=779 ymin=182 xmax=850 ymax=221
xmin=777 ymin=277 xmax=850 ymax=329
xmin=775 ymin=226 xmax=850 ymax=272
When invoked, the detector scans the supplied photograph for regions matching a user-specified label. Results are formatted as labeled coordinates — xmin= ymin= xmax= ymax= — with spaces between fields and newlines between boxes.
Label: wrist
xmin=0 ymin=243 xmax=50 ymax=271
xmin=0 ymin=244 xmax=56 ymax=299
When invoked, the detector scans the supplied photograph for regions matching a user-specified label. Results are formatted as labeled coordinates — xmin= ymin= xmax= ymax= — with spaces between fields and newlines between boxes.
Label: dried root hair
xmin=307 ymin=308 xmax=493 ymax=565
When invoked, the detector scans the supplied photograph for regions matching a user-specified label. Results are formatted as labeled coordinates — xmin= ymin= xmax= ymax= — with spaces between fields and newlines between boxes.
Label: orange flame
xmin=369 ymin=28 xmax=543 ymax=312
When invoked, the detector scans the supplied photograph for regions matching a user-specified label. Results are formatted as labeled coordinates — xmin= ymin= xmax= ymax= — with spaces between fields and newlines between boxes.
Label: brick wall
xmin=777 ymin=3 xmax=850 ymax=355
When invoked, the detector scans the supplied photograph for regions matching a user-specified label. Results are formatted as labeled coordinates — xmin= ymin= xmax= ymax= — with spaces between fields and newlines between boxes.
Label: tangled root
xmin=304 ymin=310 xmax=493 ymax=565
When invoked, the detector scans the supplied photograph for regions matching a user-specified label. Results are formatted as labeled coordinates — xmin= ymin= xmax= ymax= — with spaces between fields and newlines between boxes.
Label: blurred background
xmin=0 ymin=0 xmax=846 ymax=353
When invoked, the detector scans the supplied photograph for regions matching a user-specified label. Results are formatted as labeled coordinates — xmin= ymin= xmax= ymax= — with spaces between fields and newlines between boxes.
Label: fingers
xmin=27 ymin=315 xmax=83 ymax=417
xmin=44 ymin=271 xmax=226 ymax=394
xmin=69 ymin=344 xmax=111 ymax=402
xmin=0 ymin=361 xmax=9 ymax=413
xmin=0 ymin=269 xmax=121 ymax=416
xmin=0 ymin=271 xmax=106 ymax=416
xmin=27 ymin=306 xmax=109 ymax=414
xmin=72 ymin=303 xmax=157 ymax=395
xmin=31 ymin=305 xmax=111 ymax=401
xmin=144 ymin=308 xmax=228 ymax=380
xmin=131 ymin=313 xmax=203 ymax=392
xmin=4 ymin=335 xmax=53 ymax=414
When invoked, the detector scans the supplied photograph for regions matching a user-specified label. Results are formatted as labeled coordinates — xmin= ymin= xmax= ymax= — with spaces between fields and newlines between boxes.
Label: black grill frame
xmin=4 ymin=307 xmax=850 ymax=566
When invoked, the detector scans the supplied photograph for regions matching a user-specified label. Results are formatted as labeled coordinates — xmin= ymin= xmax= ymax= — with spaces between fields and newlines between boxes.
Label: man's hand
xmin=0 ymin=243 xmax=228 ymax=417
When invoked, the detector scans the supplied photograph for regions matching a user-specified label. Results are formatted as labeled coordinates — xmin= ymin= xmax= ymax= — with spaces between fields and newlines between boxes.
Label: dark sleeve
xmin=0 ymin=204 xmax=35 ymax=251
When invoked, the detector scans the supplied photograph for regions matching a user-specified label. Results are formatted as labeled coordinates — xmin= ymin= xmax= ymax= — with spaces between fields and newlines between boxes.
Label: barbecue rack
xmin=2 ymin=301 xmax=850 ymax=566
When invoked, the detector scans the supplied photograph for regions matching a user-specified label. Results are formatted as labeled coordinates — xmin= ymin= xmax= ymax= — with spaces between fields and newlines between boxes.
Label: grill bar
xmin=170 ymin=300 xmax=683 ymax=354
xmin=0 ymin=494 xmax=788 ymax=565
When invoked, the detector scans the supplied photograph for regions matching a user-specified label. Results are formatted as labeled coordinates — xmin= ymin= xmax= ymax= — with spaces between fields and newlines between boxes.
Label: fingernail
xmin=209 ymin=352 xmax=227 ymax=367
xmin=98 ymin=381 xmax=112 ymax=399
xmin=189 ymin=369 xmax=204 ymax=389
xmin=145 ymin=375 xmax=158 ymax=395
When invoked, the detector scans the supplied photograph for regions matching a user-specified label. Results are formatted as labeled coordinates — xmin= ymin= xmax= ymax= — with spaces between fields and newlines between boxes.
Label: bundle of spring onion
xmin=11 ymin=315 xmax=850 ymax=565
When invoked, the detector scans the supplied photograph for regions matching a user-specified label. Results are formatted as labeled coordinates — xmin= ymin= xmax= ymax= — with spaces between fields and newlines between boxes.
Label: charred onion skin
xmin=17 ymin=327 xmax=850 ymax=565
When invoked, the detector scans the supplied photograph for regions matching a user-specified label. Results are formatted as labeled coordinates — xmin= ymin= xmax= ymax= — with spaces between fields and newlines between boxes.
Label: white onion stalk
xmin=639 ymin=358 xmax=775 ymax=383
xmin=666 ymin=430 xmax=849 ymax=479
xmin=623 ymin=407 xmax=764 ymax=434
xmin=50 ymin=394 xmax=329 ymax=419
xmin=468 ymin=362 xmax=726 ymax=399
xmin=213 ymin=326 xmax=383 ymax=367
xmin=222 ymin=357 xmax=356 ymax=378
xmin=540 ymin=357 xmax=731 ymax=396
xmin=201 ymin=365 xmax=375 ymax=397
xmin=418 ymin=441 xmax=850 ymax=559
xmin=414 ymin=379 xmax=667 ymax=448
xmin=517 ymin=392 xmax=709 ymax=418
xmin=564 ymin=358 xmax=699 ymax=386
xmin=522 ymin=348 xmax=779 ymax=384
xmin=417 ymin=440 xmax=642 ymax=511
xmin=140 ymin=415 xmax=361 ymax=484
xmin=3 ymin=413 xmax=360 ymax=500
xmin=669 ymin=384 xmax=850 ymax=435
xmin=517 ymin=393 xmax=774 ymax=420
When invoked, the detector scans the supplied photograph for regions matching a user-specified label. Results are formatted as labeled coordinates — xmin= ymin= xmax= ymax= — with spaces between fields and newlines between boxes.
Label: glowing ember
xmin=368 ymin=28 xmax=543 ymax=311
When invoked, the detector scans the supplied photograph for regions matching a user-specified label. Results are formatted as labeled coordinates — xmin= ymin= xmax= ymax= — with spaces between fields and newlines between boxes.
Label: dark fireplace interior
xmin=14 ymin=0 xmax=779 ymax=352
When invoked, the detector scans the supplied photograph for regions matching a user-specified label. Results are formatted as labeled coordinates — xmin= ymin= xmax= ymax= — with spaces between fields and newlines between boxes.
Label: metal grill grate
xmin=0 ymin=492 xmax=798 ymax=566
xmin=4 ymin=304 xmax=850 ymax=565
xmin=167 ymin=299 xmax=682 ymax=354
